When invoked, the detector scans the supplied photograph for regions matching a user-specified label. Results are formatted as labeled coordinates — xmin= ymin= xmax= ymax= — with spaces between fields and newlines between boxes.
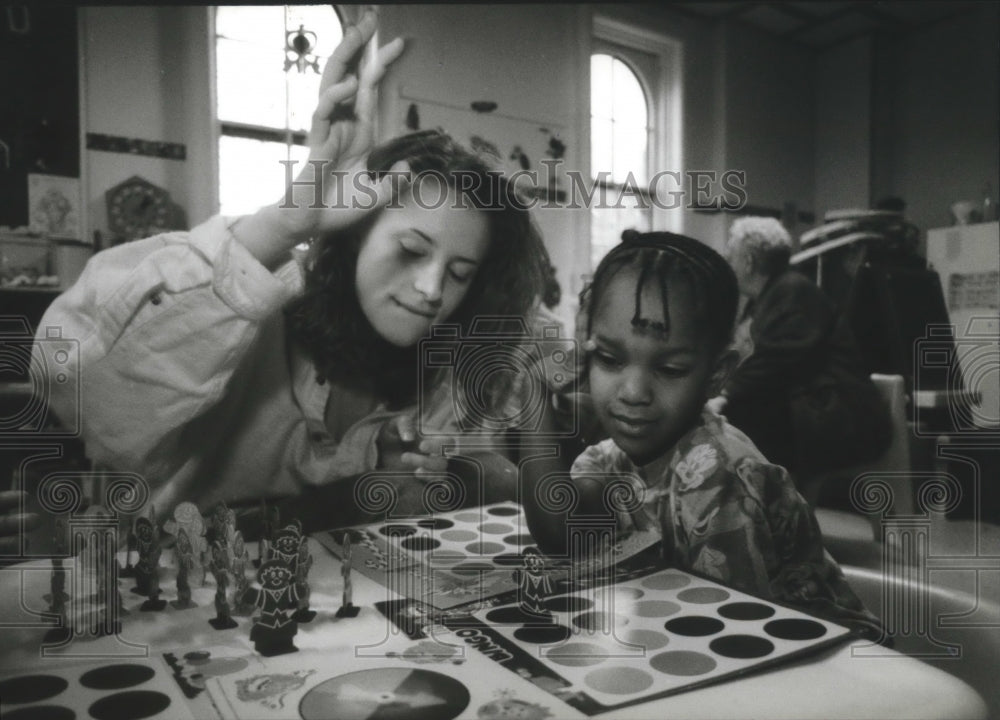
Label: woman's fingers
xmin=319 ymin=10 xmax=378 ymax=96
xmin=310 ymin=76 xmax=359 ymax=148
xmin=354 ymin=36 xmax=405 ymax=127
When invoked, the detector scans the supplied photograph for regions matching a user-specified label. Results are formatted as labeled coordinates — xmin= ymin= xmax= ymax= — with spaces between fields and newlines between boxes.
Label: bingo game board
xmin=444 ymin=566 xmax=858 ymax=715
xmin=317 ymin=501 xmax=660 ymax=610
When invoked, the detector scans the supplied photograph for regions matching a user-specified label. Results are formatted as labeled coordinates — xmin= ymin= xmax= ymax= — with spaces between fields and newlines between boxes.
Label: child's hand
xmin=376 ymin=415 xmax=454 ymax=478
xmin=0 ymin=490 xmax=41 ymax=555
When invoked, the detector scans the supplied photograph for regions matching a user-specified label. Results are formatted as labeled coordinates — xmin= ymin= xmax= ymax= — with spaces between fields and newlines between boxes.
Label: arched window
xmin=214 ymin=5 xmax=343 ymax=217
xmin=590 ymin=50 xmax=654 ymax=269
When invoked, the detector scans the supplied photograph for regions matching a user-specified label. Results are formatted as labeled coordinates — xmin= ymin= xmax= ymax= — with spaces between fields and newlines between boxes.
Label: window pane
xmin=590 ymin=198 xmax=652 ymax=269
xmin=219 ymin=135 xmax=297 ymax=217
xmin=287 ymin=71 xmax=321 ymax=132
xmin=591 ymin=116 xmax=613 ymax=181
xmin=217 ymin=37 xmax=287 ymax=127
xmin=591 ymin=54 xmax=613 ymax=120
xmin=612 ymin=58 xmax=647 ymax=128
xmin=217 ymin=6 xmax=284 ymax=44
xmin=613 ymin=117 xmax=647 ymax=185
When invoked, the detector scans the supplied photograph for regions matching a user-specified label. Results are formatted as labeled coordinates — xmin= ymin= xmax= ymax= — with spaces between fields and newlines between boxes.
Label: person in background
xmin=522 ymin=230 xmax=882 ymax=637
xmin=29 ymin=13 xmax=548 ymax=531
xmin=706 ymin=217 xmax=890 ymax=499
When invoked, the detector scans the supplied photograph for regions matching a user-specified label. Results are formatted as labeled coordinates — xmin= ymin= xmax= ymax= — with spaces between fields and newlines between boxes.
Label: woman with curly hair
xmin=33 ymin=14 xmax=547 ymax=529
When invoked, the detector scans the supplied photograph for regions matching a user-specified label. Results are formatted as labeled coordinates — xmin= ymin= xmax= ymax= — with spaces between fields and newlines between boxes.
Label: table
xmin=0 ymin=536 xmax=988 ymax=720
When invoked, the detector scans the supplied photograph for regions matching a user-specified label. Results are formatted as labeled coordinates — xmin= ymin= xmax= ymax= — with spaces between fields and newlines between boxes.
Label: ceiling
xmin=671 ymin=1 xmax=979 ymax=50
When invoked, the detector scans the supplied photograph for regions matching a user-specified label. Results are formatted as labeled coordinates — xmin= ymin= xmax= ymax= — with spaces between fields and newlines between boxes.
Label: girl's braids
xmin=583 ymin=229 xmax=739 ymax=354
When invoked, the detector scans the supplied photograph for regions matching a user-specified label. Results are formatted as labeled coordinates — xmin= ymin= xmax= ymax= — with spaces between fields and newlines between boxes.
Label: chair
xmin=809 ymin=374 xmax=915 ymax=568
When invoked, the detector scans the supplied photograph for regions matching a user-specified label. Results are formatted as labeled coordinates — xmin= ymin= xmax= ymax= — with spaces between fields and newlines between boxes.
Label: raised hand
xmin=233 ymin=11 xmax=406 ymax=268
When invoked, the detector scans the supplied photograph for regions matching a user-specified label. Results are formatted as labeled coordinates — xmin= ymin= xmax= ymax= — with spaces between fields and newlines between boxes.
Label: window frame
xmin=590 ymin=15 xmax=683 ymax=244
xmin=210 ymin=4 xmax=346 ymax=216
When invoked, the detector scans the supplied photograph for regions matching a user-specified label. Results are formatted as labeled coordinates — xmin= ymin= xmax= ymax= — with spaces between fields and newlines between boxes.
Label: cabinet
xmin=925 ymin=222 xmax=1000 ymax=430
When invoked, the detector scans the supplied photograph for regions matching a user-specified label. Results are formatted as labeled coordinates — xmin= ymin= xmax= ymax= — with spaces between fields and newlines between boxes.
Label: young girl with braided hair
xmin=523 ymin=230 xmax=882 ymax=638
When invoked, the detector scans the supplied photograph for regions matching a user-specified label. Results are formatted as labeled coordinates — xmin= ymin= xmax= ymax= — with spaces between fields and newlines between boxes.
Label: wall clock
xmin=106 ymin=175 xmax=172 ymax=242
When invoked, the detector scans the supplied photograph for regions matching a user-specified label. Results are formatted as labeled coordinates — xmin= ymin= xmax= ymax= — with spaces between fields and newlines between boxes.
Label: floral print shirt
xmin=571 ymin=410 xmax=883 ymax=638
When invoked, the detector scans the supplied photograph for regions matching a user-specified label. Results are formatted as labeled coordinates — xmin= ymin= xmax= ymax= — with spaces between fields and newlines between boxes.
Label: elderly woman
xmin=707 ymin=217 xmax=890 ymax=491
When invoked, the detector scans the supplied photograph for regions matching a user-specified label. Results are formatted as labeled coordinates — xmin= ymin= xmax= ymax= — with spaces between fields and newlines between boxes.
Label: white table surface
xmin=0 ymin=538 xmax=988 ymax=720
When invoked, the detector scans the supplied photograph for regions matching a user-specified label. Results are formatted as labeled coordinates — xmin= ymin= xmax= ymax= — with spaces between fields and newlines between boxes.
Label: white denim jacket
xmin=34 ymin=216 xmax=404 ymax=515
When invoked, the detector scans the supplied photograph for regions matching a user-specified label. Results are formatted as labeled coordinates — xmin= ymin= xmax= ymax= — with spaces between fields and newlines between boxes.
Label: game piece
xmin=163 ymin=501 xmax=208 ymax=586
xmin=131 ymin=510 xmax=156 ymax=596
xmin=335 ymin=533 xmax=360 ymax=618
xmin=255 ymin=498 xmax=279 ymax=569
xmin=266 ymin=520 xmax=304 ymax=569
xmin=139 ymin=506 xmax=167 ymax=611
xmin=170 ymin=528 xmax=197 ymax=610
xmin=120 ymin=516 xmax=137 ymax=578
xmin=514 ymin=547 xmax=554 ymax=621
xmin=208 ymin=541 xmax=239 ymax=630
xmin=43 ymin=518 xmax=71 ymax=644
xmin=244 ymin=559 xmax=304 ymax=656
xmin=229 ymin=530 xmax=255 ymax=617
xmin=292 ymin=537 xmax=316 ymax=623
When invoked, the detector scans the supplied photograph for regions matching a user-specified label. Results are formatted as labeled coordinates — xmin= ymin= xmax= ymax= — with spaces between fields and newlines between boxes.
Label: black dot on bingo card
xmin=487 ymin=505 xmax=520 ymax=516
xmin=486 ymin=606 xmax=543 ymax=624
xmin=417 ymin=518 xmax=454 ymax=530
xmin=379 ymin=524 xmax=417 ymax=538
xmin=450 ymin=561 xmax=496 ymax=576
xmin=2 ymin=705 xmax=76 ymax=720
xmin=664 ymin=615 xmax=725 ymax=636
xmin=676 ymin=587 xmax=731 ymax=604
xmin=0 ymin=674 xmax=68 ymax=704
xmin=709 ymin=634 xmax=775 ymax=659
xmin=764 ymin=618 xmax=828 ymax=640
xmin=183 ymin=650 xmax=211 ymax=664
xmin=88 ymin=690 xmax=171 ymax=720
xmin=718 ymin=602 xmax=776 ymax=621
xmin=401 ymin=536 xmax=440 ymax=551
xmin=544 ymin=595 xmax=594 ymax=613
xmin=80 ymin=664 xmax=155 ymax=690
xmin=513 ymin=624 xmax=572 ymax=644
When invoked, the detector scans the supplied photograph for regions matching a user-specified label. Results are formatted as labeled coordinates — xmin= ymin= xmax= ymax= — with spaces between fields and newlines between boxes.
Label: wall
xmin=890 ymin=3 xmax=1000 ymax=237
xmin=810 ymin=3 xmax=1000 ymax=249
xmin=79 ymin=6 xmax=213 ymax=245
xmin=814 ymin=35 xmax=871 ymax=221
xmin=723 ymin=21 xmax=816 ymax=240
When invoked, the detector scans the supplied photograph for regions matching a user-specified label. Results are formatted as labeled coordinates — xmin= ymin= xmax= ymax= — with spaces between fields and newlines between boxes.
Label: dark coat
xmin=724 ymin=269 xmax=891 ymax=475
